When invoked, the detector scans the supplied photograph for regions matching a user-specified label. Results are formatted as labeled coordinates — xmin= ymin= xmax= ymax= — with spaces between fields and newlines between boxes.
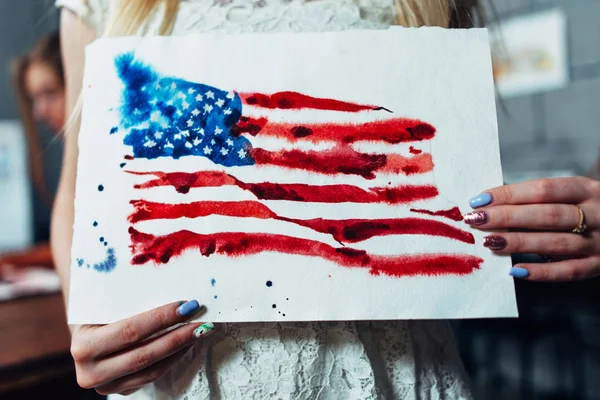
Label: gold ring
xmin=572 ymin=205 xmax=587 ymax=234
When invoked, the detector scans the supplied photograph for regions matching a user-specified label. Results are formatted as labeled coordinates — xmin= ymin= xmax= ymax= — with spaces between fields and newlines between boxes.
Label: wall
xmin=488 ymin=0 xmax=600 ymax=177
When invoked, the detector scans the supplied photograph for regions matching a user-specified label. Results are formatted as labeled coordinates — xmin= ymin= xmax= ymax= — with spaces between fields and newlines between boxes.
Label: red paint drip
xmin=250 ymin=146 xmax=433 ymax=179
xmin=239 ymin=91 xmax=387 ymax=112
xmin=128 ymin=200 xmax=474 ymax=244
xmin=409 ymin=146 xmax=422 ymax=155
xmin=129 ymin=228 xmax=482 ymax=277
xmin=235 ymin=117 xmax=435 ymax=144
xmin=127 ymin=170 xmax=439 ymax=203
xmin=410 ymin=207 xmax=464 ymax=222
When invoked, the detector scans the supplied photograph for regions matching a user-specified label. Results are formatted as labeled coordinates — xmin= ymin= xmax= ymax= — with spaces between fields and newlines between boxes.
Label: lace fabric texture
xmin=55 ymin=0 xmax=473 ymax=398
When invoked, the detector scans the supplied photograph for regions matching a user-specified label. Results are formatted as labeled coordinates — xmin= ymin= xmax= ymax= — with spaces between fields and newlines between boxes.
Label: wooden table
xmin=0 ymin=294 xmax=73 ymax=393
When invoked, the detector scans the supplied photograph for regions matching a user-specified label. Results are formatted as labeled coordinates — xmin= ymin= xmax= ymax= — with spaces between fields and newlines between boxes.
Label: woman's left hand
xmin=465 ymin=176 xmax=600 ymax=281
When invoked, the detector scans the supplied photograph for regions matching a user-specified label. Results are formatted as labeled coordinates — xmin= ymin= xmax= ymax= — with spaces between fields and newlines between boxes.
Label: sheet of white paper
xmin=70 ymin=28 xmax=518 ymax=324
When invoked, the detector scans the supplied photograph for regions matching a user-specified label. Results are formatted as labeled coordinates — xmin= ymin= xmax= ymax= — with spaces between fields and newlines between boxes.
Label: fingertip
xmin=193 ymin=322 xmax=215 ymax=339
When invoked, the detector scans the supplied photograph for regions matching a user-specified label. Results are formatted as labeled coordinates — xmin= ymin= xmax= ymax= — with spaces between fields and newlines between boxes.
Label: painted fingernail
xmin=176 ymin=300 xmax=200 ymax=316
xmin=483 ymin=235 xmax=506 ymax=250
xmin=469 ymin=193 xmax=492 ymax=208
xmin=194 ymin=322 xmax=215 ymax=339
xmin=464 ymin=211 xmax=487 ymax=225
xmin=510 ymin=267 xmax=530 ymax=279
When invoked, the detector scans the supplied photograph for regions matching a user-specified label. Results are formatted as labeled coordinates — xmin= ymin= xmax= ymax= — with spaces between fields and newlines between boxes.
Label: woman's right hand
xmin=70 ymin=300 xmax=214 ymax=396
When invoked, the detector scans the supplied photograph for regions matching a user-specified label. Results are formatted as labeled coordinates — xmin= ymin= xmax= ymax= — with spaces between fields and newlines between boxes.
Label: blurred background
xmin=0 ymin=0 xmax=598 ymax=399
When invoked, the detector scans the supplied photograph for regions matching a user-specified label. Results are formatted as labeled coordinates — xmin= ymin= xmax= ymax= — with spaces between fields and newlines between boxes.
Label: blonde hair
xmin=103 ymin=0 xmax=482 ymax=37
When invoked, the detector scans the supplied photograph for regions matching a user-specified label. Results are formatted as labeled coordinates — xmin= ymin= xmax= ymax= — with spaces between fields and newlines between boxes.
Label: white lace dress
xmin=56 ymin=1 xmax=474 ymax=398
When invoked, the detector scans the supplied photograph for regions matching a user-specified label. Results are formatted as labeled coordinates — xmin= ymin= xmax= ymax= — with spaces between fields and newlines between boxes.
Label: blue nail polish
xmin=509 ymin=267 xmax=529 ymax=279
xmin=469 ymin=193 xmax=492 ymax=208
xmin=177 ymin=300 xmax=200 ymax=316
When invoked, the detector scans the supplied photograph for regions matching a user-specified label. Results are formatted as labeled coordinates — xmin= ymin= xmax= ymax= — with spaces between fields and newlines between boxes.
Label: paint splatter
xmin=110 ymin=126 xmax=118 ymax=135
xmin=272 ymin=304 xmax=277 ymax=309
xmin=266 ymin=280 xmax=273 ymax=287
xmin=410 ymin=207 xmax=464 ymax=222
xmin=98 ymin=184 xmax=104 ymax=192
xmin=210 ymin=278 xmax=216 ymax=287
xmin=93 ymin=221 xmax=98 ymax=227
xmin=77 ymin=248 xmax=117 ymax=273
xmin=100 ymin=237 xmax=105 ymax=242
xmin=214 ymin=295 xmax=218 ymax=299
xmin=120 ymin=163 xmax=126 ymax=168
xmin=77 ymin=258 xmax=84 ymax=267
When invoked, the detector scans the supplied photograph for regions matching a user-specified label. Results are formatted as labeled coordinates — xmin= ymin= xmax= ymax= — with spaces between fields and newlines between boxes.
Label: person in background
xmin=0 ymin=32 xmax=64 ymax=270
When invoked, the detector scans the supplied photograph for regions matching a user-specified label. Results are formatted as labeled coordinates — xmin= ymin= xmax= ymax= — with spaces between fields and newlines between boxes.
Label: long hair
xmin=12 ymin=32 xmax=64 ymax=206
xmin=102 ymin=0 xmax=483 ymax=36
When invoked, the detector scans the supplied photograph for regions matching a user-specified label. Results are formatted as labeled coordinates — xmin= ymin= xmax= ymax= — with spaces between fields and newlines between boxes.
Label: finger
xmin=482 ymin=232 xmax=596 ymax=255
xmin=510 ymin=256 xmax=600 ymax=282
xmin=82 ymin=300 xmax=204 ymax=359
xmin=465 ymin=203 xmax=597 ymax=231
xmin=469 ymin=177 xmax=590 ymax=208
xmin=91 ymin=322 xmax=215 ymax=386
xmin=95 ymin=345 xmax=192 ymax=395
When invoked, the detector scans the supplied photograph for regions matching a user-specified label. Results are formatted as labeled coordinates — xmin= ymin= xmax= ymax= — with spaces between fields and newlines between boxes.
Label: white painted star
xmin=223 ymin=108 xmax=232 ymax=115
xmin=177 ymin=92 xmax=186 ymax=100
xmin=166 ymin=99 xmax=174 ymax=106
xmin=133 ymin=108 xmax=141 ymax=115
xmin=144 ymin=140 xmax=156 ymax=148
xmin=191 ymin=108 xmax=200 ymax=116
xmin=226 ymin=92 xmax=235 ymax=99
xmin=170 ymin=82 xmax=177 ymax=90
xmin=150 ymin=111 xmax=162 ymax=122
xmin=176 ymin=110 xmax=183 ymax=117
xmin=214 ymin=126 xmax=223 ymax=135
xmin=215 ymin=98 xmax=225 ymax=107
xmin=203 ymin=145 xmax=212 ymax=155
xmin=211 ymin=139 xmax=216 ymax=145
xmin=198 ymin=128 xmax=205 ymax=135
xmin=193 ymin=138 xmax=202 ymax=146
xmin=160 ymin=122 xmax=169 ymax=129
xmin=226 ymin=138 xmax=234 ymax=146
xmin=238 ymin=149 xmax=247 ymax=159
xmin=182 ymin=101 xmax=190 ymax=110
xmin=154 ymin=131 xmax=163 ymax=139
xmin=220 ymin=147 xmax=228 ymax=155
xmin=155 ymin=82 xmax=162 ymax=90
xmin=180 ymin=130 xmax=190 ymax=137
xmin=149 ymin=98 xmax=158 ymax=106
xmin=185 ymin=142 xmax=193 ymax=149
xmin=187 ymin=119 xmax=194 ymax=127
xmin=205 ymin=90 xmax=214 ymax=99
xmin=195 ymin=94 xmax=203 ymax=102
xmin=188 ymin=88 xmax=196 ymax=94
xmin=203 ymin=104 xmax=213 ymax=113
xmin=164 ymin=140 xmax=174 ymax=149
xmin=174 ymin=133 xmax=182 ymax=140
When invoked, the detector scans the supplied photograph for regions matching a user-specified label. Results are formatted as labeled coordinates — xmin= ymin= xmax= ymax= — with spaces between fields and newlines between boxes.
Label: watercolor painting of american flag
xmin=111 ymin=52 xmax=483 ymax=278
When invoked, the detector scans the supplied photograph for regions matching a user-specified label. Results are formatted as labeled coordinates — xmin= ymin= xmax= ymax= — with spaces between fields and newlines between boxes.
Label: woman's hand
xmin=71 ymin=300 xmax=214 ymax=396
xmin=465 ymin=176 xmax=600 ymax=281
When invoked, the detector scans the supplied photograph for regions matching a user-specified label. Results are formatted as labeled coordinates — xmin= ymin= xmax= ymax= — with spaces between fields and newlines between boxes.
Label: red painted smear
xmin=127 ymin=170 xmax=439 ymax=203
xmin=250 ymin=146 xmax=433 ymax=179
xmin=129 ymin=228 xmax=482 ymax=277
xmin=410 ymin=207 xmax=464 ymax=222
xmin=409 ymin=146 xmax=422 ymax=155
xmin=128 ymin=200 xmax=474 ymax=244
xmin=124 ymin=155 xmax=134 ymax=160
xmin=239 ymin=91 xmax=389 ymax=112
xmin=234 ymin=117 xmax=435 ymax=144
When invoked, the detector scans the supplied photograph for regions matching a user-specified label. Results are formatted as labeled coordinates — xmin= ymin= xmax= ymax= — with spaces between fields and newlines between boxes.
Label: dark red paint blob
xmin=250 ymin=146 xmax=434 ymax=179
xmin=236 ymin=118 xmax=435 ymax=145
xmin=128 ymin=200 xmax=474 ymax=244
xmin=124 ymin=155 xmax=134 ymax=160
xmin=409 ymin=146 xmax=423 ymax=154
xmin=128 ymin=228 xmax=482 ymax=277
xmin=410 ymin=207 xmax=464 ymax=222
xmin=127 ymin=170 xmax=439 ymax=204
xmin=239 ymin=91 xmax=387 ymax=112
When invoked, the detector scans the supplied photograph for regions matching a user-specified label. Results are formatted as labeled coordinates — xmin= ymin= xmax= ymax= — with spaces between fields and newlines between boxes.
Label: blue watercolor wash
xmin=210 ymin=278 xmax=216 ymax=287
xmin=109 ymin=126 xmax=118 ymax=134
xmin=113 ymin=52 xmax=255 ymax=167
xmin=93 ymin=248 xmax=117 ymax=273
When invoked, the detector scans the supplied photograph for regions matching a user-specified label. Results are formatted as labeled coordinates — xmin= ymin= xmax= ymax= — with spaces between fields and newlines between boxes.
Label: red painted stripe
xmin=127 ymin=170 xmax=439 ymax=203
xmin=128 ymin=200 xmax=474 ymax=244
xmin=410 ymin=207 xmax=464 ymax=222
xmin=239 ymin=91 xmax=389 ymax=112
xmin=234 ymin=116 xmax=435 ymax=144
xmin=250 ymin=146 xmax=433 ymax=179
xmin=129 ymin=228 xmax=483 ymax=277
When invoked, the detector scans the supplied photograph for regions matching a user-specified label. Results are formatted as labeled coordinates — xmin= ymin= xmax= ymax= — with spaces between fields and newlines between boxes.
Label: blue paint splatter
xmin=120 ymin=163 xmax=126 ymax=168
xmin=77 ymin=258 xmax=84 ymax=267
xmin=93 ymin=221 xmax=98 ymax=227
xmin=98 ymin=184 xmax=104 ymax=192
xmin=214 ymin=295 xmax=218 ymax=299
xmin=93 ymin=248 xmax=117 ymax=273
xmin=109 ymin=126 xmax=118 ymax=134
xmin=99 ymin=237 xmax=104 ymax=242
xmin=210 ymin=278 xmax=216 ymax=287
xmin=113 ymin=52 xmax=255 ymax=166
xmin=103 ymin=241 xmax=108 ymax=247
